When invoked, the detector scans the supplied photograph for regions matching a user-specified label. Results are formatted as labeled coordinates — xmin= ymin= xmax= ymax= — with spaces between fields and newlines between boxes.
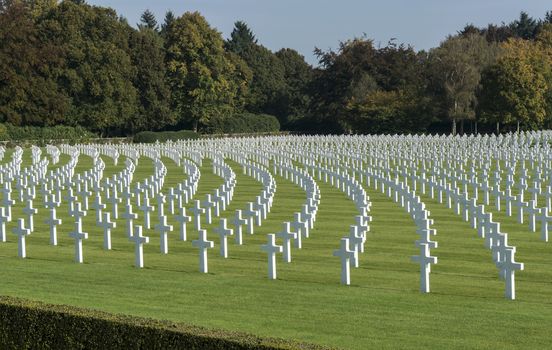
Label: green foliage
xmin=139 ymin=9 xmax=158 ymax=31
xmin=0 ymin=296 xmax=325 ymax=349
xmin=39 ymin=1 xmax=138 ymax=134
xmin=225 ymin=20 xmax=257 ymax=55
xmin=346 ymin=90 xmax=433 ymax=134
xmin=0 ymin=3 xmax=69 ymax=126
xmin=427 ymin=34 xmax=499 ymax=134
xmin=226 ymin=22 xmax=287 ymax=117
xmin=510 ymin=11 xmax=538 ymax=40
xmin=273 ymin=48 xmax=312 ymax=124
xmin=0 ymin=123 xmax=95 ymax=141
xmin=207 ymin=113 xmax=280 ymax=134
xmin=165 ymin=12 xmax=240 ymax=131
xmin=133 ymin=130 xmax=199 ymax=143
xmin=2 ymin=3 xmax=552 ymax=136
xmin=128 ymin=27 xmax=175 ymax=133
xmin=478 ymin=38 xmax=550 ymax=130
xmin=160 ymin=10 xmax=175 ymax=38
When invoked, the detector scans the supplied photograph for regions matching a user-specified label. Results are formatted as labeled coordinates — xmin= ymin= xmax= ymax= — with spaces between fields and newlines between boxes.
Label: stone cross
xmin=496 ymin=247 xmax=524 ymax=300
xmin=261 ymin=234 xmax=283 ymax=280
xmin=189 ymin=200 xmax=205 ymax=231
xmin=0 ymin=207 xmax=7 ymax=242
xmin=99 ymin=211 xmax=116 ymax=250
xmin=242 ymin=203 xmax=259 ymax=235
xmin=202 ymin=194 xmax=215 ymax=225
xmin=333 ymin=238 xmax=355 ymax=285
xmin=166 ymin=188 xmax=176 ymax=215
xmin=1 ymin=184 xmax=14 ymax=221
xmin=22 ymin=199 xmax=37 ymax=232
xmin=276 ymin=222 xmax=296 ymax=263
xmin=64 ymin=187 xmax=78 ymax=214
xmin=291 ymin=212 xmax=307 ymax=249
xmin=129 ymin=225 xmax=149 ymax=268
xmin=122 ymin=202 xmax=138 ymax=238
xmin=525 ymin=200 xmax=539 ymax=232
xmin=139 ymin=195 xmax=154 ymax=229
xmin=174 ymin=206 xmax=191 ymax=241
xmin=213 ymin=218 xmax=233 ymax=258
xmin=192 ymin=229 xmax=214 ymax=273
xmin=233 ymin=209 xmax=247 ymax=245
xmin=155 ymin=215 xmax=173 ymax=254
xmin=12 ymin=218 xmax=30 ymax=258
xmin=91 ymin=192 xmax=106 ymax=223
xmin=537 ymin=207 xmax=552 ymax=242
xmin=347 ymin=225 xmax=363 ymax=268
xmin=512 ymin=194 xmax=527 ymax=223
xmin=44 ymin=207 xmax=62 ymax=246
xmin=69 ymin=203 xmax=88 ymax=264
xmin=156 ymin=192 xmax=166 ymax=219
xmin=411 ymin=243 xmax=437 ymax=293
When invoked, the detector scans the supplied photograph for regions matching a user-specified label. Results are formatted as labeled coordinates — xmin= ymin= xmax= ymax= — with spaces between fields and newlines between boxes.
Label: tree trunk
xmin=496 ymin=122 xmax=500 ymax=135
xmin=474 ymin=121 xmax=478 ymax=134
xmin=193 ymin=120 xmax=198 ymax=133
xmin=517 ymin=120 xmax=520 ymax=134
xmin=452 ymin=118 xmax=456 ymax=136
xmin=460 ymin=119 xmax=464 ymax=135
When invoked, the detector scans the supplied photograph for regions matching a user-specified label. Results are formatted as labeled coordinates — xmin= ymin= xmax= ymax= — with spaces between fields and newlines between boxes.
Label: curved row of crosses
xmin=1 ymin=132 xmax=548 ymax=301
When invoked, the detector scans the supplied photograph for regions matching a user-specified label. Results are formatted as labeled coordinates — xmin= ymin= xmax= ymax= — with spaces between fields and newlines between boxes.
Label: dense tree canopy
xmin=165 ymin=12 xmax=242 ymax=131
xmin=1 ymin=1 xmax=552 ymax=135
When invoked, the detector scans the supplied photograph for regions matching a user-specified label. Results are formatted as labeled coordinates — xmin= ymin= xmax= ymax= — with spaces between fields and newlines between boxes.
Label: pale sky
xmin=88 ymin=0 xmax=552 ymax=65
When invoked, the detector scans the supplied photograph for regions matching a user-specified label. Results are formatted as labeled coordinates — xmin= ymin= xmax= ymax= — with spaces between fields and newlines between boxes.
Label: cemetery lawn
xmin=0 ymin=150 xmax=551 ymax=349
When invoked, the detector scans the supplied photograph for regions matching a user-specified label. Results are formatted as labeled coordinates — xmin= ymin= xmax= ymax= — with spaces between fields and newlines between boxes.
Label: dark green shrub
xmin=0 ymin=124 xmax=96 ymax=142
xmin=0 ymin=296 xmax=328 ymax=350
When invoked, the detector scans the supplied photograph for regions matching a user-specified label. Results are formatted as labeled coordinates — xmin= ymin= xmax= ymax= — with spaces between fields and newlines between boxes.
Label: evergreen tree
xmin=139 ymin=9 xmax=157 ymax=31
xmin=545 ymin=11 xmax=552 ymax=24
xmin=225 ymin=21 xmax=257 ymax=54
xmin=160 ymin=10 xmax=175 ymax=38
xmin=510 ymin=11 xmax=538 ymax=39
xmin=225 ymin=21 xmax=286 ymax=116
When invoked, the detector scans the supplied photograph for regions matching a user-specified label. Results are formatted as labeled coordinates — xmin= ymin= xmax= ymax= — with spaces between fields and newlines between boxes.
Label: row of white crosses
xmin=282 ymin=133 xmax=529 ymax=299
xmin=0 ymin=133 xmax=542 ymax=296
xmin=5 ymin=145 xmax=78 ymax=258
xmin=309 ymin=163 xmax=371 ymax=286
xmin=205 ymin=142 xmax=318 ymax=279
xmin=262 ymin=141 xmax=371 ymax=286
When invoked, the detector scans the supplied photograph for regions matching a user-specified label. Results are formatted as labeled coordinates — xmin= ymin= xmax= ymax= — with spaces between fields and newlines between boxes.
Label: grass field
xmin=0 ymin=148 xmax=551 ymax=349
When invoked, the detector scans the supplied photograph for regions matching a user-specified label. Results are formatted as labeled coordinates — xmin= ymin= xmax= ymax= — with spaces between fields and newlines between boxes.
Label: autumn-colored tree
xmin=478 ymin=38 xmax=551 ymax=132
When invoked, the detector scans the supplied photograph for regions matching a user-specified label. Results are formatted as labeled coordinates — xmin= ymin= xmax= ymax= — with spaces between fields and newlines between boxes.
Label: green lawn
xmin=0 ymin=148 xmax=550 ymax=349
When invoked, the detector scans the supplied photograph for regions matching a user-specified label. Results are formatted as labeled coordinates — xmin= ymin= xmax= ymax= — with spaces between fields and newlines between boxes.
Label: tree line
xmin=1 ymin=1 xmax=552 ymax=135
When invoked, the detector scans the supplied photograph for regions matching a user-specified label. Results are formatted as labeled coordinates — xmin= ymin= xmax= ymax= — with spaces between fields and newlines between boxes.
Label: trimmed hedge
xmin=0 ymin=296 xmax=330 ymax=350
xmin=133 ymin=130 xmax=200 ymax=143
xmin=0 ymin=124 xmax=96 ymax=142
xmin=208 ymin=113 xmax=280 ymax=134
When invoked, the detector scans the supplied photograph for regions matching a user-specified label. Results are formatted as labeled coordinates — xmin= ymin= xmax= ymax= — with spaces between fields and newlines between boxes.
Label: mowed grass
xmin=0 ymin=149 xmax=550 ymax=349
